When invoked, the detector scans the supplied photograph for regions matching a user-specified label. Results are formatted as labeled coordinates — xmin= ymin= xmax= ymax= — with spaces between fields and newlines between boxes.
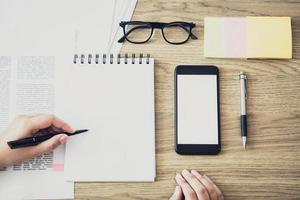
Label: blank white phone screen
xmin=177 ymin=74 xmax=218 ymax=144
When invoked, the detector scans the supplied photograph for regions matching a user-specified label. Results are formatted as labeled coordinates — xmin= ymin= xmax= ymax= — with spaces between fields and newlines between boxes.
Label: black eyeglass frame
xmin=118 ymin=21 xmax=198 ymax=45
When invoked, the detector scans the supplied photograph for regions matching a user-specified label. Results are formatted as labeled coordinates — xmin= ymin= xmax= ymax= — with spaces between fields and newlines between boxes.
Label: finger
xmin=28 ymin=113 xmax=42 ymax=117
xmin=169 ymin=186 xmax=183 ymax=200
xmin=24 ymin=114 xmax=56 ymax=133
xmin=59 ymin=134 xmax=68 ymax=143
xmin=51 ymin=116 xmax=73 ymax=132
xmin=175 ymin=173 xmax=197 ymax=200
xmin=203 ymin=175 xmax=224 ymax=200
xmin=191 ymin=170 xmax=222 ymax=200
xmin=28 ymin=114 xmax=73 ymax=134
xmin=32 ymin=134 xmax=68 ymax=155
xmin=182 ymin=169 xmax=210 ymax=200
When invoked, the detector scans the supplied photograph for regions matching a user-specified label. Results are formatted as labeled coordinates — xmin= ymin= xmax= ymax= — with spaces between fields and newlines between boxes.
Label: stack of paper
xmin=0 ymin=0 xmax=137 ymax=199
xmin=204 ymin=17 xmax=292 ymax=59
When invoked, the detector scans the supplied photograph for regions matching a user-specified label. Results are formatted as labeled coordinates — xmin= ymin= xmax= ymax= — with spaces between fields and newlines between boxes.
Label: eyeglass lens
xmin=162 ymin=23 xmax=191 ymax=44
xmin=124 ymin=22 xmax=192 ymax=44
xmin=125 ymin=22 xmax=152 ymax=43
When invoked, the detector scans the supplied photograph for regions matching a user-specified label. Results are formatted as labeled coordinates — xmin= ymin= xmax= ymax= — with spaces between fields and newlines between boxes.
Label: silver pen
xmin=239 ymin=72 xmax=248 ymax=150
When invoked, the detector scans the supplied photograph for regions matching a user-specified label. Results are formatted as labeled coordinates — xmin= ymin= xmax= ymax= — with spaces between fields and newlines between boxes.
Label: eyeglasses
xmin=118 ymin=21 xmax=198 ymax=45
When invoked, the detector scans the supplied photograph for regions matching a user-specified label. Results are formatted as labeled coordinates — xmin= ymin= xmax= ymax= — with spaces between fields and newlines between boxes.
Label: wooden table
xmin=76 ymin=0 xmax=300 ymax=199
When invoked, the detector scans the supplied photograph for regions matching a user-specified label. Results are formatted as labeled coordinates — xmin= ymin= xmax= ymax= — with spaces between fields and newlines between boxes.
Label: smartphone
xmin=174 ymin=65 xmax=221 ymax=155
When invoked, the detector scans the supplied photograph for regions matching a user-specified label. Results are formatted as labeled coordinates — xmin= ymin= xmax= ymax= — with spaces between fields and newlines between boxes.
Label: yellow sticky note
xmin=204 ymin=17 xmax=225 ymax=57
xmin=246 ymin=17 xmax=292 ymax=59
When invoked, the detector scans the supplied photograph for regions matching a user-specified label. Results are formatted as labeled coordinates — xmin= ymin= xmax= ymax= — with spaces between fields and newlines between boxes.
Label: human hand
xmin=169 ymin=169 xmax=224 ymax=200
xmin=0 ymin=114 xmax=73 ymax=167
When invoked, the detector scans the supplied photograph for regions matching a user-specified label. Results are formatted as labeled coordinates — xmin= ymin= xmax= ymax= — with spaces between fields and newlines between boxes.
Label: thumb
xmin=169 ymin=186 xmax=183 ymax=200
xmin=33 ymin=134 xmax=68 ymax=155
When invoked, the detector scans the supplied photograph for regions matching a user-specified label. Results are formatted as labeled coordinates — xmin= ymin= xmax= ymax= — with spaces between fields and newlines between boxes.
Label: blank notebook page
xmin=55 ymin=57 xmax=155 ymax=181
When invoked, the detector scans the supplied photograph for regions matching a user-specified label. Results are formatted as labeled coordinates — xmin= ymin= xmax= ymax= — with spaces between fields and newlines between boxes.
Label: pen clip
xmin=239 ymin=72 xmax=248 ymax=99
xmin=244 ymin=75 xmax=248 ymax=99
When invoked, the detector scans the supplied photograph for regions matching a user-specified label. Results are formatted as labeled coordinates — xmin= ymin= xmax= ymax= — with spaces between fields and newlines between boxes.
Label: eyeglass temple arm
xmin=118 ymin=35 xmax=126 ymax=43
xmin=176 ymin=24 xmax=198 ymax=40
xmin=190 ymin=32 xmax=198 ymax=40
xmin=118 ymin=26 xmax=151 ymax=43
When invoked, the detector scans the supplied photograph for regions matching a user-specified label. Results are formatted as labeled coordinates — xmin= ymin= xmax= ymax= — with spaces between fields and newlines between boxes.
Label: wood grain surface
xmin=75 ymin=0 xmax=300 ymax=199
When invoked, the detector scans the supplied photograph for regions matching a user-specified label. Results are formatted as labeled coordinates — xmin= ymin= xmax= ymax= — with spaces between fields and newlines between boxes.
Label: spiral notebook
xmin=55 ymin=53 xmax=156 ymax=182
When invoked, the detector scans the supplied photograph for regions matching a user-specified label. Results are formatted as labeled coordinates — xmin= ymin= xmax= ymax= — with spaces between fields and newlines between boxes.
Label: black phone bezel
xmin=174 ymin=65 xmax=221 ymax=155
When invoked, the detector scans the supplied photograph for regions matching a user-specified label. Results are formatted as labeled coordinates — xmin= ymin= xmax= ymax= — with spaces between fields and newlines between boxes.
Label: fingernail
xmin=64 ymin=125 xmax=74 ymax=133
xmin=182 ymin=169 xmax=189 ymax=175
xmin=191 ymin=170 xmax=202 ymax=177
xmin=203 ymin=175 xmax=213 ymax=183
xmin=175 ymin=173 xmax=182 ymax=180
xmin=68 ymin=128 xmax=75 ymax=133
xmin=60 ymin=135 xmax=68 ymax=143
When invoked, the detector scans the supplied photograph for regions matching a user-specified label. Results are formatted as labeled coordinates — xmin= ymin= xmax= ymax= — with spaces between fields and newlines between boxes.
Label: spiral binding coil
xmin=73 ymin=53 xmax=150 ymax=65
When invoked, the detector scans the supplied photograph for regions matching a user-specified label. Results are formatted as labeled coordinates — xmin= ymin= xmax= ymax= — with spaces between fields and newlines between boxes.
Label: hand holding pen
xmin=7 ymin=127 xmax=87 ymax=149
xmin=0 ymin=114 xmax=74 ymax=167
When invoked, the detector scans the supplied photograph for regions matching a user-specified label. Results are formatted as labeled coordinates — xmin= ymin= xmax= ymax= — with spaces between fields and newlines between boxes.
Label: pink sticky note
xmin=53 ymin=163 xmax=64 ymax=171
xmin=224 ymin=17 xmax=247 ymax=57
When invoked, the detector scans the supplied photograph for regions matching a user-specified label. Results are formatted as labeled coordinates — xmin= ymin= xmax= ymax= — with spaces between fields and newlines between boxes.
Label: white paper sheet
xmin=0 ymin=0 xmax=115 ymax=198
xmin=0 ymin=0 xmax=115 ymax=55
xmin=0 ymin=55 xmax=74 ymax=200
xmin=108 ymin=0 xmax=127 ymax=52
xmin=109 ymin=0 xmax=138 ymax=53
xmin=55 ymin=58 xmax=156 ymax=182
xmin=0 ymin=146 xmax=73 ymax=200
xmin=72 ymin=0 xmax=115 ymax=54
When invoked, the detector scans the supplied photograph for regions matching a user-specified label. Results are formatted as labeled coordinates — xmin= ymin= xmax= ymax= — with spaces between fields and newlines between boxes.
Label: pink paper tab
xmin=224 ymin=17 xmax=247 ymax=57
xmin=53 ymin=163 xmax=64 ymax=171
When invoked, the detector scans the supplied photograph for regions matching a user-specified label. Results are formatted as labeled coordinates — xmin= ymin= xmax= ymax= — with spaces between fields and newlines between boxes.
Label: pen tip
xmin=243 ymin=142 xmax=246 ymax=151
xmin=242 ymin=137 xmax=247 ymax=151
